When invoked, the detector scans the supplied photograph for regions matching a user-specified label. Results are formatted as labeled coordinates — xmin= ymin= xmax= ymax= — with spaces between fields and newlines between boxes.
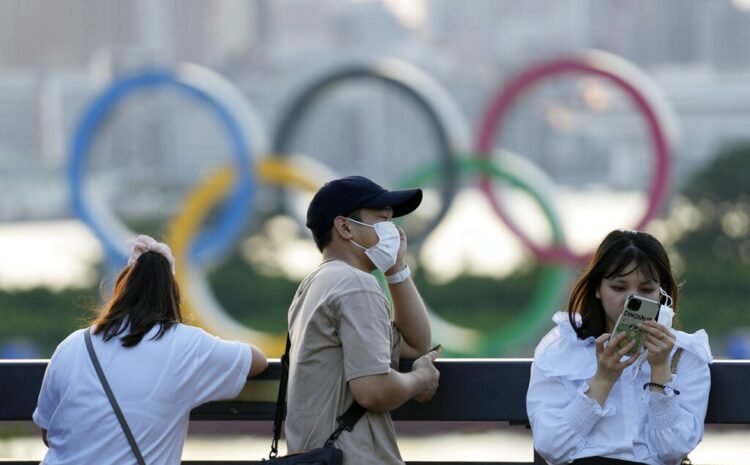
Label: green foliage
xmin=206 ymin=254 xmax=554 ymax=333
xmin=0 ymin=288 xmax=95 ymax=357
xmin=0 ymin=256 xmax=557 ymax=357
xmin=413 ymin=266 xmax=555 ymax=330
xmin=673 ymin=143 xmax=750 ymax=339
xmin=681 ymin=143 xmax=750 ymax=202
xmin=207 ymin=255 xmax=299 ymax=333
xmin=5 ymin=143 xmax=750 ymax=358
xmin=175 ymin=224 xmax=563 ymax=336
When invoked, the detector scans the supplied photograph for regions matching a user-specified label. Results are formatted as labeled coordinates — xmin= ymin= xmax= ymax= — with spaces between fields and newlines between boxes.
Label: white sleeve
xmin=643 ymin=353 xmax=710 ymax=463
xmin=32 ymin=360 xmax=59 ymax=429
xmin=526 ymin=358 xmax=615 ymax=464
xmin=187 ymin=330 xmax=252 ymax=407
xmin=32 ymin=337 xmax=70 ymax=429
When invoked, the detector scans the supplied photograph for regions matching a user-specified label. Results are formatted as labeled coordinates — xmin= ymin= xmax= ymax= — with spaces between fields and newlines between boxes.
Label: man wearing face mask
xmin=284 ymin=175 xmax=440 ymax=465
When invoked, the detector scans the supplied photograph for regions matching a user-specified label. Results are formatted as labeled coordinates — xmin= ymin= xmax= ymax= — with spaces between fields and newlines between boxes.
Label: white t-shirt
xmin=33 ymin=324 xmax=251 ymax=465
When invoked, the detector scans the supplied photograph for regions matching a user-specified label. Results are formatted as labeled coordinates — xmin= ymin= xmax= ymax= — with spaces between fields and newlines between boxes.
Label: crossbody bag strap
xmin=269 ymin=333 xmax=367 ymax=459
xmin=84 ymin=329 xmax=147 ymax=465
xmin=269 ymin=335 xmax=291 ymax=459
xmin=670 ymin=347 xmax=684 ymax=375
xmin=669 ymin=347 xmax=692 ymax=465
xmin=323 ymin=401 xmax=367 ymax=448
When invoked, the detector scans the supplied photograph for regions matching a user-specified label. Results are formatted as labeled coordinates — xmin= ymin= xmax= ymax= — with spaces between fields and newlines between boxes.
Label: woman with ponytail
xmin=33 ymin=235 xmax=267 ymax=465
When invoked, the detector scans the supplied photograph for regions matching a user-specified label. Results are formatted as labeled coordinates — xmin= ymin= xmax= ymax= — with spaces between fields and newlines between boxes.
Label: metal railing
xmin=2 ymin=359 xmax=749 ymax=464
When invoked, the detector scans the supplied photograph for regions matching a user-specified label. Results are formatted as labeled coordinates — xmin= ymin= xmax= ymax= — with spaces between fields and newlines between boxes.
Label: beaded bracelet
xmin=643 ymin=382 xmax=680 ymax=396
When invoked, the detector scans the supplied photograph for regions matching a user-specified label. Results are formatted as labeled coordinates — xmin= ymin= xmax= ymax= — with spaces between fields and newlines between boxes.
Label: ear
xmin=332 ymin=216 xmax=353 ymax=240
xmin=595 ymin=289 xmax=601 ymax=299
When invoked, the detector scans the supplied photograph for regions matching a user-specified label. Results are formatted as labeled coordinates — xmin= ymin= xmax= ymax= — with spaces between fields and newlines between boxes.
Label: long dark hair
xmin=568 ymin=230 xmax=678 ymax=339
xmin=92 ymin=251 xmax=182 ymax=347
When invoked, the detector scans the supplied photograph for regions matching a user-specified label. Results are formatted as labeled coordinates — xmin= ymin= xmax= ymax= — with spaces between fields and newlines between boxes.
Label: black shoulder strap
xmin=269 ymin=333 xmax=366 ymax=458
xmin=323 ymin=401 xmax=367 ymax=448
xmin=269 ymin=335 xmax=291 ymax=458
xmin=84 ymin=329 xmax=147 ymax=465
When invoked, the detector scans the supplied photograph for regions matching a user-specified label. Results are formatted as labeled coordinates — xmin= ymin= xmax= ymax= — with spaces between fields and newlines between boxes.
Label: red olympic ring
xmin=475 ymin=50 xmax=676 ymax=264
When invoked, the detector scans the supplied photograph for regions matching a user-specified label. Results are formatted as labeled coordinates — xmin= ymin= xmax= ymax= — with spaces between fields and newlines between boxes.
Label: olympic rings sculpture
xmin=69 ymin=51 xmax=678 ymax=356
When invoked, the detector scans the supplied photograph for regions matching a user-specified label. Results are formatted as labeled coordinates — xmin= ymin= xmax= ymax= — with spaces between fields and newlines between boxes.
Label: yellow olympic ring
xmin=167 ymin=157 xmax=321 ymax=355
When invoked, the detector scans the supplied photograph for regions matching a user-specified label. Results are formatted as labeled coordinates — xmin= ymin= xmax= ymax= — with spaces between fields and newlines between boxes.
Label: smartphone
xmin=609 ymin=294 xmax=661 ymax=356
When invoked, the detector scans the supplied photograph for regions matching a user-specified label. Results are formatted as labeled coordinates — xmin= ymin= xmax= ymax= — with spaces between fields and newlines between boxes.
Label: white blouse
xmin=527 ymin=312 xmax=712 ymax=465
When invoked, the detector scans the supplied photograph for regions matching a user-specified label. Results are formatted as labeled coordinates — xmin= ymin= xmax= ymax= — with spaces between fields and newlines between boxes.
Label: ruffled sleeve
xmin=642 ymin=329 xmax=712 ymax=463
xmin=534 ymin=312 xmax=597 ymax=379
xmin=527 ymin=312 xmax=614 ymax=464
xmin=674 ymin=329 xmax=713 ymax=363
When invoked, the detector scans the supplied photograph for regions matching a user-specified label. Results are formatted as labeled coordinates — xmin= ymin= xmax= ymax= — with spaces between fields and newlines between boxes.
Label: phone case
xmin=609 ymin=295 xmax=661 ymax=355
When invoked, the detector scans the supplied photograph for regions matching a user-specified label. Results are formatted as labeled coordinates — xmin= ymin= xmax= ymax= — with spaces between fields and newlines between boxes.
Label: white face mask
xmin=657 ymin=287 xmax=674 ymax=329
xmin=347 ymin=218 xmax=400 ymax=272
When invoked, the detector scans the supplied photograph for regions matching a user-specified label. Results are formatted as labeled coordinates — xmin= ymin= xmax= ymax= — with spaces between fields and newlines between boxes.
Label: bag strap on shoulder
xmin=269 ymin=333 xmax=366 ymax=459
xmin=269 ymin=336 xmax=291 ymax=459
xmin=84 ymin=328 xmax=147 ymax=465
xmin=670 ymin=347 xmax=692 ymax=465
xmin=671 ymin=347 xmax=684 ymax=375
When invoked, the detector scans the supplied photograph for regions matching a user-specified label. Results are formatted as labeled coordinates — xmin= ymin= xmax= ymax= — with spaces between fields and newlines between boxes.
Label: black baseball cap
xmin=306 ymin=176 xmax=422 ymax=237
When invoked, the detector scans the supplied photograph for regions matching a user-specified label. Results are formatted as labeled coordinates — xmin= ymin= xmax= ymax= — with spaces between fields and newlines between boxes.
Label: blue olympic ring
xmin=68 ymin=69 xmax=256 ymax=267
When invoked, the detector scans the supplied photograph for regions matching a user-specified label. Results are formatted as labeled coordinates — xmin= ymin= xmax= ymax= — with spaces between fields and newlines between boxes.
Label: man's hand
xmin=386 ymin=225 xmax=408 ymax=275
xmin=411 ymin=348 xmax=440 ymax=402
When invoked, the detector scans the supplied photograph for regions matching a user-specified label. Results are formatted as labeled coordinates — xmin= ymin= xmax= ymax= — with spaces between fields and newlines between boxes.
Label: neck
xmin=322 ymin=244 xmax=373 ymax=273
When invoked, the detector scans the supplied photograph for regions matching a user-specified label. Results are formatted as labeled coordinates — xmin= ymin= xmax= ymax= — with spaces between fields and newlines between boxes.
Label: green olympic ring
xmin=396 ymin=156 xmax=572 ymax=355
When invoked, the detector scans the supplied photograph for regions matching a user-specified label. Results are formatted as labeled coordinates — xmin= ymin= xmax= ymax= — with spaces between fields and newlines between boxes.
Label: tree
xmin=672 ymin=143 xmax=750 ymax=342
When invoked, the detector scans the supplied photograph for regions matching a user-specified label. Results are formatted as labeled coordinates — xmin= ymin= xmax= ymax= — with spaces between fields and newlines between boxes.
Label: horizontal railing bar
xmin=2 ymin=359 xmax=749 ymax=423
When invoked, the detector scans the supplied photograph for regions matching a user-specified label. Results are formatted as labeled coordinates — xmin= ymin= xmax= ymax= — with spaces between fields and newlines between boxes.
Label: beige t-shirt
xmin=285 ymin=260 xmax=403 ymax=465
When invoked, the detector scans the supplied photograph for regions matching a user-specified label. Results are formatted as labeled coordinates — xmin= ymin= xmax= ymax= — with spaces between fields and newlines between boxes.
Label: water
xmin=2 ymin=426 xmax=749 ymax=463
xmin=0 ymin=188 xmax=651 ymax=290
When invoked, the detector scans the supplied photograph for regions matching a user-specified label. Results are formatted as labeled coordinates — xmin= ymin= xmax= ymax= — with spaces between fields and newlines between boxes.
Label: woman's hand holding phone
xmin=609 ymin=294 xmax=662 ymax=356
xmin=595 ymin=332 xmax=640 ymax=382
xmin=639 ymin=320 xmax=675 ymax=367
xmin=587 ymin=332 xmax=640 ymax=406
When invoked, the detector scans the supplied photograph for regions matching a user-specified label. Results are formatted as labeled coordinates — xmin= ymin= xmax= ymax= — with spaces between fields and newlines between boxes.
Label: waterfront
xmin=2 ymin=425 xmax=749 ymax=463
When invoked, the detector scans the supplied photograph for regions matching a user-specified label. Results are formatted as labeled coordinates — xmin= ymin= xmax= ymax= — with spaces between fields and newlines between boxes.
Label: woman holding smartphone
xmin=526 ymin=230 xmax=712 ymax=465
